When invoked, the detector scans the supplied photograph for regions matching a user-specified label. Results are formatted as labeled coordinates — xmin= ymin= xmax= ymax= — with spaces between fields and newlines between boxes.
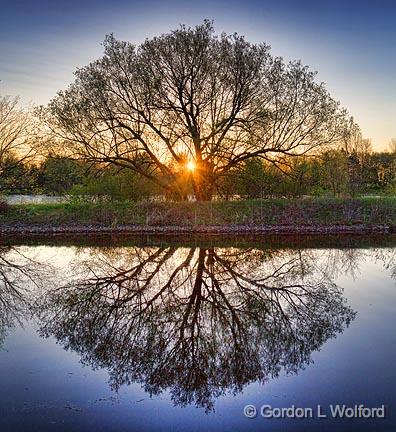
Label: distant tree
xmin=0 ymin=155 xmax=40 ymax=195
xmin=70 ymin=166 xmax=160 ymax=201
xmin=341 ymin=119 xmax=372 ymax=163
xmin=38 ymin=156 xmax=86 ymax=194
xmin=347 ymin=151 xmax=362 ymax=196
xmin=42 ymin=21 xmax=352 ymax=201
xmin=320 ymin=150 xmax=349 ymax=196
xmin=369 ymin=152 xmax=396 ymax=193
xmin=233 ymin=158 xmax=278 ymax=199
xmin=389 ymin=138 xmax=396 ymax=154
xmin=0 ymin=96 xmax=34 ymax=170
xmin=272 ymin=158 xmax=312 ymax=197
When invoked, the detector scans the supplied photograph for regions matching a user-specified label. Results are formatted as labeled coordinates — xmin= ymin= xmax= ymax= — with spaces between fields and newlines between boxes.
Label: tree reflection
xmin=38 ymin=246 xmax=356 ymax=411
xmin=0 ymin=246 xmax=42 ymax=345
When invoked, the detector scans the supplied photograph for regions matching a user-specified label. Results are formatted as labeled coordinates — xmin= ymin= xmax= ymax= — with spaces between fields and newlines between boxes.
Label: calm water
xmin=3 ymin=195 xmax=68 ymax=205
xmin=0 ymin=237 xmax=395 ymax=431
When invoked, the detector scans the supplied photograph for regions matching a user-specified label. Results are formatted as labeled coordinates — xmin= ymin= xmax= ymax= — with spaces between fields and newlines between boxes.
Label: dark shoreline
xmin=2 ymin=229 xmax=396 ymax=250
xmin=0 ymin=223 xmax=394 ymax=236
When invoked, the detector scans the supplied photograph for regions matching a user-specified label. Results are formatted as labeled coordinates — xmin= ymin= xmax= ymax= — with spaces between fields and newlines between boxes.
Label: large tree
xmin=43 ymin=21 xmax=352 ymax=200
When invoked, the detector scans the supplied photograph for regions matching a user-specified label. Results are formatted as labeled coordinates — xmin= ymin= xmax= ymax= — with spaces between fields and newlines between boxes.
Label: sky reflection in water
xmin=0 ymin=239 xmax=395 ymax=431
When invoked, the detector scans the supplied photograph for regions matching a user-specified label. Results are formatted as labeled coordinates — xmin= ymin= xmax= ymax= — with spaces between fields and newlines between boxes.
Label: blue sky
xmin=1 ymin=0 xmax=395 ymax=149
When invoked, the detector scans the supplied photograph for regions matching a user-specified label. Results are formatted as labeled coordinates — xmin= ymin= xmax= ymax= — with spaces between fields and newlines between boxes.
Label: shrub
xmin=0 ymin=199 xmax=10 ymax=214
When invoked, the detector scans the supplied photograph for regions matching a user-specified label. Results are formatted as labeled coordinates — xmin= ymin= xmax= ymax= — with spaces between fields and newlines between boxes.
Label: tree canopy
xmin=43 ymin=21 xmax=353 ymax=200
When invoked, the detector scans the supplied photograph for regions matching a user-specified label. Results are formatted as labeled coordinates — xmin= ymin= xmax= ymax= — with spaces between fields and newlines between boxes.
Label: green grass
xmin=0 ymin=196 xmax=395 ymax=228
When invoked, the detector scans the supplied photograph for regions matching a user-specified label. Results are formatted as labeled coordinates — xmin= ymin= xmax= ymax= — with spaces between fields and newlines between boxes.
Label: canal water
xmin=0 ymin=236 xmax=395 ymax=431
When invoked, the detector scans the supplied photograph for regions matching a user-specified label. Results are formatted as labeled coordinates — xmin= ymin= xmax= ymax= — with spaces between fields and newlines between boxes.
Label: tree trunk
xmin=192 ymin=163 xmax=215 ymax=201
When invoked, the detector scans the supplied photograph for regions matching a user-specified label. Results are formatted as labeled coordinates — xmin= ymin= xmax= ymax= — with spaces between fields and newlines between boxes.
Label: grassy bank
xmin=0 ymin=197 xmax=395 ymax=230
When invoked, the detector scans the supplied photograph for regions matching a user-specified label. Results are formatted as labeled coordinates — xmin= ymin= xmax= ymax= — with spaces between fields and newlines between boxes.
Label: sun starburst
xmin=186 ymin=160 xmax=196 ymax=171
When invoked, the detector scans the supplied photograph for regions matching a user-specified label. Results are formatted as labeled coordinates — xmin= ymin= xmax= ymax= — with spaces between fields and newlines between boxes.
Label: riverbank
xmin=0 ymin=223 xmax=393 ymax=235
xmin=0 ymin=197 xmax=395 ymax=235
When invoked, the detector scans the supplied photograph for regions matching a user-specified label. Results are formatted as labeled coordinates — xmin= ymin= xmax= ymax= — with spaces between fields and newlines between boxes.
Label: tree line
xmin=1 ymin=149 xmax=395 ymax=199
xmin=1 ymin=21 xmax=395 ymax=201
